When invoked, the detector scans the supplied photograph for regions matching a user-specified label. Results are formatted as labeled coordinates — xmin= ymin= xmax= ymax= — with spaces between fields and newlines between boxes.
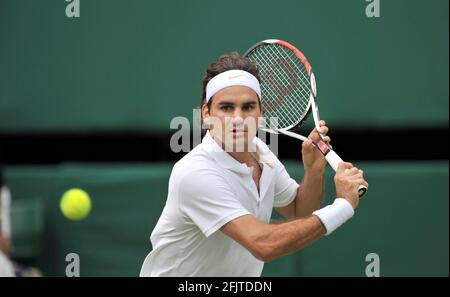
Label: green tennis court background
xmin=0 ymin=0 xmax=448 ymax=133
xmin=1 ymin=0 xmax=449 ymax=277
xmin=4 ymin=162 xmax=448 ymax=276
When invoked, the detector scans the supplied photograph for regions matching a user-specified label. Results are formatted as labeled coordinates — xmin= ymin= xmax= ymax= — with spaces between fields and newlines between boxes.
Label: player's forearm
xmin=254 ymin=215 xmax=325 ymax=262
xmin=295 ymin=170 xmax=325 ymax=217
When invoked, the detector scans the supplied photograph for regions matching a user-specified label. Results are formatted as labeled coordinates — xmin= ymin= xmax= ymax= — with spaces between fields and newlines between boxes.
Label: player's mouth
xmin=230 ymin=128 xmax=247 ymax=137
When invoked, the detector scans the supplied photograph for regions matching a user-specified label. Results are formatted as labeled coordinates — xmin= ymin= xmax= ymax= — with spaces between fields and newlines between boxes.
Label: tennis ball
xmin=60 ymin=188 xmax=92 ymax=220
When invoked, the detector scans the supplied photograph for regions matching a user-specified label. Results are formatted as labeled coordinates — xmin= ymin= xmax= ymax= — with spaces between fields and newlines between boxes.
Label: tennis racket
xmin=244 ymin=39 xmax=367 ymax=197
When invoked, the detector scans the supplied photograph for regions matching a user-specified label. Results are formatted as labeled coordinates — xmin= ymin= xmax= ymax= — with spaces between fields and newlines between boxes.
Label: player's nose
xmin=232 ymin=111 xmax=244 ymax=122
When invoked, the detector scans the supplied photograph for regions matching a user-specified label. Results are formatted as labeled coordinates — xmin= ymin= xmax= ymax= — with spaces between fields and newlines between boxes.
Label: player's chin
xmin=225 ymin=131 xmax=249 ymax=149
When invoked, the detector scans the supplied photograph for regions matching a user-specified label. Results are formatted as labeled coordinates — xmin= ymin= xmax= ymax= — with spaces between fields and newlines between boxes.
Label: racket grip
xmin=325 ymin=150 xmax=368 ymax=198
xmin=324 ymin=150 xmax=343 ymax=172
xmin=358 ymin=185 xmax=367 ymax=197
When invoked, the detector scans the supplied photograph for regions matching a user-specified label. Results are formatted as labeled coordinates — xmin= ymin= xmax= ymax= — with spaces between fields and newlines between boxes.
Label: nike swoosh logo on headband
xmin=228 ymin=74 xmax=242 ymax=79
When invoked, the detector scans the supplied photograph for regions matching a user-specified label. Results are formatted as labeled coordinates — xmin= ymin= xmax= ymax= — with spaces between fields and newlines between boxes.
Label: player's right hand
xmin=334 ymin=162 xmax=369 ymax=209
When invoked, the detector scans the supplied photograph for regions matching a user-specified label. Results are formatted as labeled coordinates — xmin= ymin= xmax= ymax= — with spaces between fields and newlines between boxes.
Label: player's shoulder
xmin=171 ymin=155 xmax=227 ymax=197
xmin=171 ymin=142 xmax=222 ymax=178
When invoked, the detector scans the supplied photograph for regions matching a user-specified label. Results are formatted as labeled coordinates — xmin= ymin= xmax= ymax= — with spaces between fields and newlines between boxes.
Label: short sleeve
xmin=273 ymin=161 xmax=299 ymax=208
xmin=178 ymin=169 xmax=251 ymax=237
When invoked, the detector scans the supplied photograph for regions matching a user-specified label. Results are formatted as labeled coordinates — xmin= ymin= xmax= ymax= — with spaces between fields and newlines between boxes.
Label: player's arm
xmin=221 ymin=212 xmax=325 ymax=262
xmin=276 ymin=121 xmax=330 ymax=219
xmin=222 ymin=162 xmax=367 ymax=262
xmin=274 ymin=173 xmax=324 ymax=220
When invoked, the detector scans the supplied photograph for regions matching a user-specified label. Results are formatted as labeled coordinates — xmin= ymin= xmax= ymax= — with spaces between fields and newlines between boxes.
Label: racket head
xmin=244 ymin=39 xmax=316 ymax=131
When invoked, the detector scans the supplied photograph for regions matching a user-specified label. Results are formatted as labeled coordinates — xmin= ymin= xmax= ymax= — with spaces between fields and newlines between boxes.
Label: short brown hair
xmin=201 ymin=52 xmax=260 ymax=108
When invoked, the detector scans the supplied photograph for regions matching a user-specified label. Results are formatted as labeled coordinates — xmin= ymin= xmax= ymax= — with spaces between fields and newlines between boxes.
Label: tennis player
xmin=140 ymin=52 xmax=368 ymax=277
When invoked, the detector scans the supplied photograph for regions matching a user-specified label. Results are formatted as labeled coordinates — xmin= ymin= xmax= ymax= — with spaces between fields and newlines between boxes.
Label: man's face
xmin=202 ymin=86 xmax=262 ymax=152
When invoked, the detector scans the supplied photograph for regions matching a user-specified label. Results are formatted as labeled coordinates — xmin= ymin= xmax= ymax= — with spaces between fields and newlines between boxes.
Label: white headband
xmin=205 ymin=70 xmax=261 ymax=103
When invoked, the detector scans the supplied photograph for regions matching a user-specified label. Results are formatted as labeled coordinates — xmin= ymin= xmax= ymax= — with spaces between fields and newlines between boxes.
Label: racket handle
xmin=357 ymin=185 xmax=367 ymax=197
xmin=325 ymin=150 xmax=368 ymax=198
xmin=324 ymin=150 xmax=343 ymax=171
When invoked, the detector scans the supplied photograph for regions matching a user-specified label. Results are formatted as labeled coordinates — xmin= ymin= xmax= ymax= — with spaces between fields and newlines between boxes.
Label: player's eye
xmin=242 ymin=104 xmax=256 ymax=112
xmin=220 ymin=105 xmax=233 ymax=112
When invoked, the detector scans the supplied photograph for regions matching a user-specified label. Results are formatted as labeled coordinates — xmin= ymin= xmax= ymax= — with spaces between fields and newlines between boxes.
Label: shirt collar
xmin=202 ymin=131 xmax=275 ymax=174
xmin=252 ymin=136 xmax=275 ymax=169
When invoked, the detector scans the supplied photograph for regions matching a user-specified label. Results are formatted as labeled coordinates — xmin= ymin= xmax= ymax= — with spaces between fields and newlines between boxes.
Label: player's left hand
xmin=302 ymin=120 xmax=330 ymax=173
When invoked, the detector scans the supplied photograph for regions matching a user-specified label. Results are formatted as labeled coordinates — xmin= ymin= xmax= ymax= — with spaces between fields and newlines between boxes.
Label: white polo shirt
xmin=139 ymin=132 xmax=299 ymax=277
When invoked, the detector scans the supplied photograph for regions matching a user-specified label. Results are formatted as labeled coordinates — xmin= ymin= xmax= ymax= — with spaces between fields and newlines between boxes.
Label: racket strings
xmin=251 ymin=52 xmax=301 ymax=128
xmin=279 ymin=48 xmax=312 ymax=98
xmin=247 ymin=44 xmax=312 ymax=129
xmin=263 ymin=52 xmax=305 ymax=111
xmin=257 ymin=57 xmax=303 ymax=124
xmin=257 ymin=49 xmax=306 ymax=114
xmin=263 ymin=46 xmax=311 ymax=110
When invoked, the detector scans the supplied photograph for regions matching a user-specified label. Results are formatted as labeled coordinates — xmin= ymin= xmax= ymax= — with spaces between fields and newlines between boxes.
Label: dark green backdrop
xmin=0 ymin=0 xmax=448 ymax=133
xmin=4 ymin=161 xmax=449 ymax=276
xmin=1 ymin=0 xmax=448 ymax=277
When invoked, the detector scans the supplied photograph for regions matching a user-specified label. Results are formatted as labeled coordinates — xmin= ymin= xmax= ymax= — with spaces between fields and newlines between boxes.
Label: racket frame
xmin=245 ymin=39 xmax=367 ymax=197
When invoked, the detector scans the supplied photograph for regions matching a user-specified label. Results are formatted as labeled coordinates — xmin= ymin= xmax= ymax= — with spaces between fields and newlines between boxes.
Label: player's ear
xmin=201 ymin=103 xmax=211 ymax=126
xmin=201 ymin=102 xmax=209 ymax=115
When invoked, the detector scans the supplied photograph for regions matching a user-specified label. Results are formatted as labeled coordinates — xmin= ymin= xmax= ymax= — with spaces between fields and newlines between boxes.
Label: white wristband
xmin=312 ymin=198 xmax=354 ymax=235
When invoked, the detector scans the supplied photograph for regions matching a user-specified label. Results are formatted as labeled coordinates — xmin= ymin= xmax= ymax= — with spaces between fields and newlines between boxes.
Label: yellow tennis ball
xmin=60 ymin=188 xmax=92 ymax=220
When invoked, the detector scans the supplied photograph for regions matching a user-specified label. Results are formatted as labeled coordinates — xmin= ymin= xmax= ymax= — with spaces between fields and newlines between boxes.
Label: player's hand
xmin=334 ymin=162 xmax=369 ymax=209
xmin=302 ymin=120 xmax=330 ymax=173
xmin=0 ymin=234 xmax=11 ymax=254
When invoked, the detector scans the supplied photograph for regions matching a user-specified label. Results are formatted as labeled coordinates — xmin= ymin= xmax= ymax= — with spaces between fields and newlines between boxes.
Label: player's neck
xmin=210 ymin=133 xmax=259 ymax=166
xmin=228 ymin=151 xmax=258 ymax=167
